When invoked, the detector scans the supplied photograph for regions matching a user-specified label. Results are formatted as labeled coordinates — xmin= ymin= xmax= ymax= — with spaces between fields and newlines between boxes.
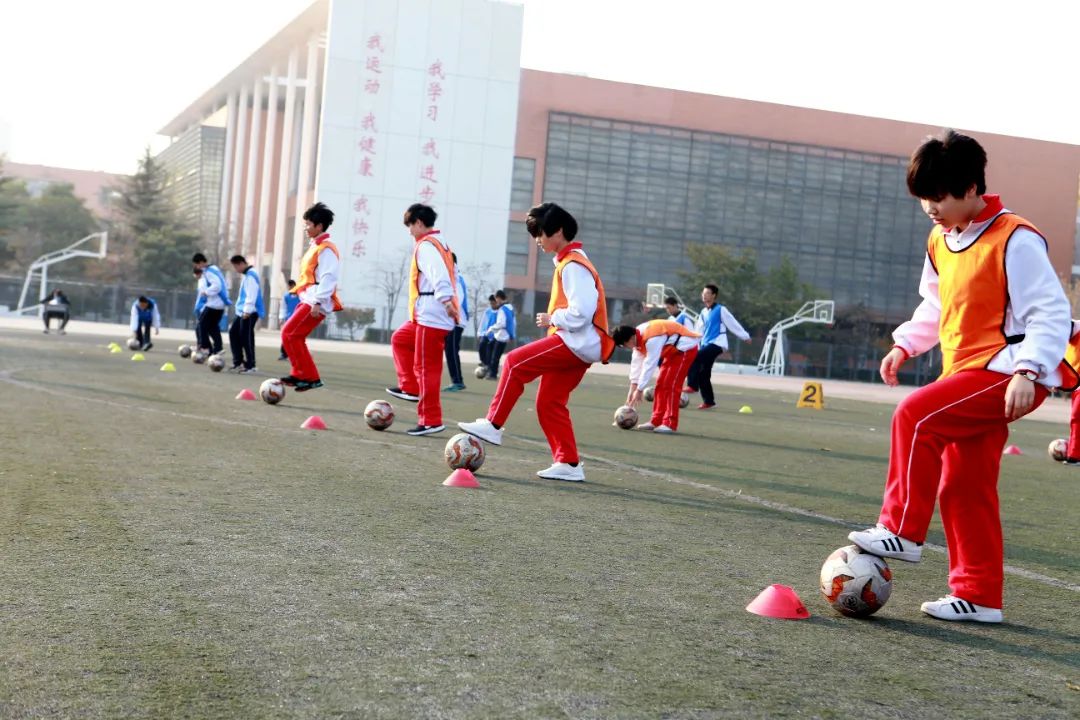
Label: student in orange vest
xmin=459 ymin=203 xmax=614 ymax=482
xmin=280 ymin=202 xmax=343 ymax=392
xmin=386 ymin=203 xmax=460 ymax=436
xmin=1059 ymin=321 xmax=1080 ymax=464
xmin=612 ymin=318 xmax=701 ymax=433
xmin=848 ymin=130 xmax=1075 ymax=623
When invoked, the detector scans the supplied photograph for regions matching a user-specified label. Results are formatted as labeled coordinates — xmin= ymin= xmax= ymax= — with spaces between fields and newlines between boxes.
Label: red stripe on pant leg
xmin=391 ymin=321 xmax=419 ymax=395
xmin=281 ymin=305 xmax=322 ymax=380
xmin=667 ymin=349 xmax=696 ymax=431
xmin=1068 ymin=390 xmax=1080 ymax=459
xmin=416 ymin=325 xmax=447 ymax=426
xmin=488 ymin=335 xmax=569 ymax=427
xmin=535 ymin=361 xmax=589 ymax=463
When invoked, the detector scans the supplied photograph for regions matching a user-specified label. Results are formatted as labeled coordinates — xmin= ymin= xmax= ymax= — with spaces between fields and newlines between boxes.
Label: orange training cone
xmin=1003 ymin=445 xmax=1023 ymax=455
xmin=301 ymin=415 xmax=327 ymax=430
xmin=235 ymin=389 xmax=257 ymax=401
xmin=746 ymin=584 xmax=810 ymax=620
xmin=443 ymin=468 xmax=480 ymax=488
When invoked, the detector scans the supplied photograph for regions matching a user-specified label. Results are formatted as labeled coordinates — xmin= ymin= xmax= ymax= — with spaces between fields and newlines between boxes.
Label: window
xmin=510 ymin=157 xmax=536 ymax=211
xmin=505 ymin=221 xmax=530 ymax=276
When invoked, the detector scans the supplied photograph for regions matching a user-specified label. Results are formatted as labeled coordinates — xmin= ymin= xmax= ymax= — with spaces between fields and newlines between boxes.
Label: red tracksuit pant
xmin=487 ymin=334 xmax=590 ymax=464
xmin=392 ymin=321 xmax=450 ymax=426
xmin=1066 ymin=390 xmax=1080 ymax=460
xmin=280 ymin=304 xmax=324 ymax=381
xmin=877 ymin=369 xmax=1047 ymax=608
xmin=651 ymin=346 xmax=697 ymax=431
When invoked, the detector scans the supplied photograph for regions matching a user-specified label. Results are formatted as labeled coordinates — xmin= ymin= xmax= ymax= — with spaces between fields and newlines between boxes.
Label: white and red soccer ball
xmin=364 ymin=400 xmax=395 ymax=431
xmin=820 ymin=544 xmax=893 ymax=618
xmin=444 ymin=432 xmax=485 ymax=471
xmin=259 ymin=378 xmax=286 ymax=405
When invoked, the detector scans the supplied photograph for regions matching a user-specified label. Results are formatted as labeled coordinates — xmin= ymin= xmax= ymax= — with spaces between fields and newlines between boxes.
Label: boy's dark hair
xmin=488 ymin=294 xmax=496 ymax=302
xmin=525 ymin=202 xmax=578 ymax=241
xmin=137 ymin=295 xmax=150 ymax=305
xmin=612 ymin=325 xmax=637 ymax=346
xmin=664 ymin=296 xmax=679 ymax=306
xmin=192 ymin=253 xmax=208 ymax=264
xmin=303 ymin=202 xmax=335 ymax=230
xmin=404 ymin=203 xmax=437 ymax=227
xmin=230 ymin=254 xmax=247 ymax=265
xmin=287 ymin=279 xmax=296 ymax=288
xmin=906 ymin=129 xmax=987 ymax=201
xmin=704 ymin=283 xmax=719 ymax=296
xmin=495 ymin=289 xmax=508 ymax=300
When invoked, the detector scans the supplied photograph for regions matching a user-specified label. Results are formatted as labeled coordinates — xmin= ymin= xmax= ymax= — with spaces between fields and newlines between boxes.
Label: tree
xmin=0 ymin=156 xmax=29 ymax=268
xmin=134 ymin=226 xmax=201 ymax=289
xmin=335 ymin=307 xmax=376 ymax=341
xmin=120 ymin=149 xmax=171 ymax=237
xmin=375 ymin=249 xmax=410 ymax=340
xmin=461 ymin=261 xmax=497 ymax=337
xmin=7 ymin=183 xmax=98 ymax=270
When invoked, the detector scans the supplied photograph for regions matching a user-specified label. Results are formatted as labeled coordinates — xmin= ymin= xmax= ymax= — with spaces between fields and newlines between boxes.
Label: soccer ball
xmin=643 ymin=386 xmax=655 ymax=402
xmin=820 ymin=545 xmax=893 ymax=618
xmin=614 ymin=405 xmax=639 ymax=429
xmin=127 ymin=338 xmax=141 ymax=350
xmin=178 ymin=344 xmax=193 ymax=358
xmin=364 ymin=399 xmax=395 ymax=431
xmin=679 ymin=392 xmax=690 ymax=408
xmin=192 ymin=350 xmax=208 ymax=364
xmin=260 ymin=378 xmax=286 ymax=405
xmin=474 ymin=365 xmax=488 ymax=379
xmin=208 ymin=355 xmax=226 ymax=372
xmin=445 ymin=432 xmax=485 ymax=471
xmin=1048 ymin=438 xmax=1068 ymax=462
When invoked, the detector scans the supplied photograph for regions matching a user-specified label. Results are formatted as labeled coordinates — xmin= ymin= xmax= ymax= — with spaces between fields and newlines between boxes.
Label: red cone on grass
xmin=443 ymin=468 xmax=480 ymax=488
xmin=1003 ymin=445 xmax=1023 ymax=455
xmin=235 ymin=389 xmax=257 ymax=401
xmin=301 ymin=415 xmax=327 ymax=430
xmin=746 ymin=584 xmax=810 ymax=619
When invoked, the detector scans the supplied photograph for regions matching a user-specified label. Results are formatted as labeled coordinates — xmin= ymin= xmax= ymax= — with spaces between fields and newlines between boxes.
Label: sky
xmin=1 ymin=0 xmax=1077 ymax=175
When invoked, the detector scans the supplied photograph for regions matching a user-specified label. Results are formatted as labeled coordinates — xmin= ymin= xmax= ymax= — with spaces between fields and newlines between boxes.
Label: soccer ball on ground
xmin=1048 ymin=438 xmax=1068 ymax=462
xmin=364 ymin=399 xmax=395 ymax=431
xmin=679 ymin=392 xmax=690 ymax=408
xmin=613 ymin=405 xmax=639 ymax=430
xmin=178 ymin=344 xmax=193 ymax=358
xmin=445 ymin=432 xmax=485 ymax=471
xmin=260 ymin=378 xmax=286 ymax=405
xmin=820 ymin=544 xmax=892 ymax=618
xmin=643 ymin=386 xmax=655 ymax=402
xmin=127 ymin=338 xmax=141 ymax=350
xmin=208 ymin=355 xmax=226 ymax=372
xmin=474 ymin=365 xmax=488 ymax=379
xmin=192 ymin=350 xmax=208 ymax=364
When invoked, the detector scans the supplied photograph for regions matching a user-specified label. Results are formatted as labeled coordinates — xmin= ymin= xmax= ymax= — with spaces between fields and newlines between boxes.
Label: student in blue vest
xmin=443 ymin=254 xmax=470 ymax=392
xmin=484 ymin=289 xmax=516 ymax=380
xmin=476 ymin=294 xmax=498 ymax=375
xmin=684 ymin=284 xmax=750 ymax=409
xmin=278 ymin=279 xmax=300 ymax=361
xmin=193 ymin=268 xmax=207 ymax=350
xmin=192 ymin=253 xmax=231 ymax=355
xmin=228 ymin=254 xmax=264 ymax=373
xmin=665 ymin=296 xmax=695 ymax=331
xmin=129 ymin=295 xmax=161 ymax=351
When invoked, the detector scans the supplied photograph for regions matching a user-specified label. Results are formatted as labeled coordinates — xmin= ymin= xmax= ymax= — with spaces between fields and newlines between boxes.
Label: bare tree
xmin=461 ymin=261 xmax=497 ymax=337
xmin=375 ymin=249 xmax=411 ymax=340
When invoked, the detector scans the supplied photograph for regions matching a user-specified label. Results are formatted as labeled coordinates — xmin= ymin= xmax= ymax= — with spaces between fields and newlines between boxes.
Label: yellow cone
xmin=739 ymin=405 xmax=753 ymax=414
xmin=131 ymin=353 xmax=145 ymax=362
xmin=160 ymin=362 xmax=176 ymax=372
xmin=110 ymin=346 xmax=122 ymax=354
xmin=107 ymin=342 xmax=120 ymax=351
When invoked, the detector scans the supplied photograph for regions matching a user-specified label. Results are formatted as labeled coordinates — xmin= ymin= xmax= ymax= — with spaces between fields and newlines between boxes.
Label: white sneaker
xmin=458 ymin=418 xmax=503 ymax=446
xmin=536 ymin=462 xmax=585 ymax=482
xmin=848 ymin=523 xmax=923 ymax=562
xmin=920 ymin=595 xmax=1002 ymax=623
xmin=653 ymin=425 xmax=675 ymax=434
xmin=636 ymin=422 xmax=655 ymax=431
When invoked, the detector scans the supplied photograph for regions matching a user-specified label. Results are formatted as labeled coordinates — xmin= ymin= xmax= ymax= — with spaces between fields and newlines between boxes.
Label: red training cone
xmin=746 ymin=584 xmax=810 ymax=620
xmin=443 ymin=468 xmax=480 ymax=488
xmin=1003 ymin=445 xmax=1023 ymax=455
xmin=301 ymin=415 xmax=327 ymax=430
xmin=235 ymin=389 xmax=257 ymax=401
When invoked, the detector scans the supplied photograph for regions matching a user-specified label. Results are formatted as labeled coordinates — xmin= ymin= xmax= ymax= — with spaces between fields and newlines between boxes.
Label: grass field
xmin=1 ymin=329 xmax=1077 ymax=719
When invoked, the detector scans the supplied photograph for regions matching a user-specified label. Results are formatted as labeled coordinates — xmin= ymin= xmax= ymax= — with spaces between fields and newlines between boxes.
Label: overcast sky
xmin=1 ymin=0 xmax=1077 ymax=175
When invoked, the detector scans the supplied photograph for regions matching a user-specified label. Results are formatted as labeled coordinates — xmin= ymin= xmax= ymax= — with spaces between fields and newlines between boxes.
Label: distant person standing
xmin=192 ymin=268 xmax=207 ymax=350
xmin=278 ymin=279 xmax=300 ymax=361
xmin=192 ymin=252 xmax=231 ymax=355
xmin=228 ymin=254 xmax=263 ymax=374
xmin=484 ymin=289 xmax=516 ymax=381
xmin=443 ymin=254 xmax=470 ymax=392
xmin=41 ymin=289 xmax=70 ymax=334
xmin=665 ymin=296 xmax=695 ymax=331
xmin=129 ymin=295 xmax=161 ymax=351
xmin=684 ymin=284 xmax=750 ymax=409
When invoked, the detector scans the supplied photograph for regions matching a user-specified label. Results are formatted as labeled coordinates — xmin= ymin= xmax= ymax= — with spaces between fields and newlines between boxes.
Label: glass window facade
xmin=538 ymin=112 xmax=930 ymax=323
xmin=510 ymin=157 xmax=536 ymax=211
xmin=505 ymin=221 xmax=530 ymax=276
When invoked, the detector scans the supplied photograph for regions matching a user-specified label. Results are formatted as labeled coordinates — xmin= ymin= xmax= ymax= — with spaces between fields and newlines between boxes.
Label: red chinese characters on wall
xmin=419 ymin=59 xmax=446 ymax=202
xmin=351 ymin=195 xmax=371 ymax=257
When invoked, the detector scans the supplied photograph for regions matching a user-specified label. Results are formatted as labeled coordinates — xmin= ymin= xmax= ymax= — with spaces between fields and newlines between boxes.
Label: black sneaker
xmin=295 ymin=379 xmax=324 ymax=392
xmin=144 ymin=342 xmax=153 ymax=351
xmin=406 ymin=424 xmax=445 ymax=436
xmin=386 ymin=387 xmax=420 ymax=402
xmin=280 ymin=375 xmax=300 ymax=386
xmin=277 ymin=354 xmax=288 ymax=361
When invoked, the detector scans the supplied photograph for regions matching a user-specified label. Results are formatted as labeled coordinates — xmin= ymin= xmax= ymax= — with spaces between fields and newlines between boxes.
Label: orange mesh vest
xmin=408 ymin=232 xmax=460 ymax=322
xmin=548 ymin=248 xmax=616 ymax=363
xmin=930 ymin=212 xmax=1079 ymax=389
xmin=1064 ymin=323 xmax=1080 ymax=383
xmin=292 ymin=236 xmax=343 ymax=311
xmin=635 ymin=319 xmax=701 ymax=355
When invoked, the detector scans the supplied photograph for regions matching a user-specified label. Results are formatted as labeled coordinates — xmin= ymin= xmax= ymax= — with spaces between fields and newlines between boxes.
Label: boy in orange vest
xmin=1058 ymin=321 xmax=1080 ymax=463
xmin=459 ymin=203 xmax=614 ymax=482
xmin=280 ymin=202 xmax=343 ymax=391
xmin=613 ymin=319 xmax=700 ymax=433
xmin=848 ymin=130 xmax=1074 ymax=623
xmin=386 ymin=203 xmax=460 ymax=436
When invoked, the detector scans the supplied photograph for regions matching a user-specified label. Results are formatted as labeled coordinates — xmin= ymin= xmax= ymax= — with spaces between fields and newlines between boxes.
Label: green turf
xmin=1 ymin=330 xmax=1077 ymax=719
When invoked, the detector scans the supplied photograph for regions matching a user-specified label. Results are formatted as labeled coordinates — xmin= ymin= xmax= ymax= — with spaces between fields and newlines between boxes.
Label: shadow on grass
xmin=19 ymin=377 xmax=182 ymax=405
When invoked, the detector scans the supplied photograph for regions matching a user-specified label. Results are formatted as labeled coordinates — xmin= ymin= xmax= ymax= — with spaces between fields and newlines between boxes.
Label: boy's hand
xmin=536 ymin=312 xmax=552 ymax=328
xmin=1005 ymin=374 xmax=1036 ymax=420
xmin=628 ymin=388 xmax=643 ymax=408
xmin=308 ymin=302 xmax=324 ymax=318
xmin=880 ymin=347 xmax=907 ymax=387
